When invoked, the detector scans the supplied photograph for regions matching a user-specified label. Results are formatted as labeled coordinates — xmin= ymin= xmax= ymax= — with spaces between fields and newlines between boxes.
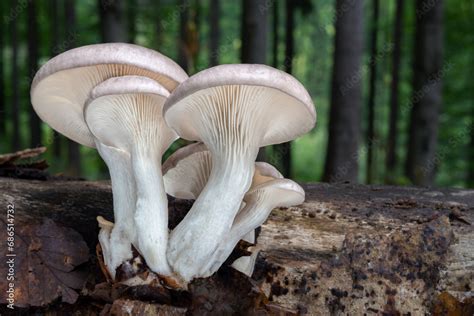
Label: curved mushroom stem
xmin=167 ymin=151 xmax=256 ymax=282
xmin=96 ymin=142 xmax=136 ymax=278
xmin=132 ymin=149 xmax=172 ymax=276
xmin=230 ymin=246 xmax=260 ymax=277
xmin=198 ymin=192 xmax=270 ymax=277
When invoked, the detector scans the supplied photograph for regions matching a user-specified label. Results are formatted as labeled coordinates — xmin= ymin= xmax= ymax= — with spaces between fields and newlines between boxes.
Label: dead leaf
xmin=0 ymin=219 xmax=89 ymax=307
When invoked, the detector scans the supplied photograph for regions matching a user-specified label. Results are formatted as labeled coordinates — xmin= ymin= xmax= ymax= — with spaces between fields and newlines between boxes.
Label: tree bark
xmin=10 ymin=0 xmax=21 ymax=151
xmin=386 ymin=0 xmax=404 ymax=183
xmin=64 ymin=0 xmax=82 ymax=177
xmin=99 ymin=0 xmax=128 ymax=43
xmin=209 ymin=0 xmax=220 ymax=66
xmin=0 ymin=177 xmax=472 ymax=314
xmin=272 ymin=0 xmax=294 ymax=175
xmin=323 ymin=0 xmax=364 ymax=183
xmin=405 ymin=0 xmax=444 ymax=186
xmin=366 ymin=0 xmax=379 ymax=184
xmin=28 ymin=0 xmax=42 ymax=148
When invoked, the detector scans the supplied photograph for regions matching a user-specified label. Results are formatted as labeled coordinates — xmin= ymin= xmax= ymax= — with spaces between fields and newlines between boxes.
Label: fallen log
xmin=0 ymin=177 xmax=473 ymax=315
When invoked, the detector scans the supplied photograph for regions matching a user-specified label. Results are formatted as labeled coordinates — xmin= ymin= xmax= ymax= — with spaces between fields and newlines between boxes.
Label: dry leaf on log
xmin=0 ymin=219 xmax=89 ymax=307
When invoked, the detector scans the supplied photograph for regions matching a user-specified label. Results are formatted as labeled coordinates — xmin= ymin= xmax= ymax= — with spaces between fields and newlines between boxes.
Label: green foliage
xmin=0 ymin=0 xmax=472 ymax=188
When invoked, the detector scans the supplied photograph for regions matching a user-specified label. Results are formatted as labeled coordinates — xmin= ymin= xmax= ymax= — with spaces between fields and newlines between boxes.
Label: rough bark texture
xmin=405 ymin=0 xmax=444 ymax=186
xmin=0 ymin=177 xmax=472 ymax=315
xmin=323 ymin=0 xmax=364 ymax=183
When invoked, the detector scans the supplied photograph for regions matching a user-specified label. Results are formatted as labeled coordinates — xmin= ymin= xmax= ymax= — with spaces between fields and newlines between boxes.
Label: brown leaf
xmin=0 ymin=219 xmax=89 ymax=307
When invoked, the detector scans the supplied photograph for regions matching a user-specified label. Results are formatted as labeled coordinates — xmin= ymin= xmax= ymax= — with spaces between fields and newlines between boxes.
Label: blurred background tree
xmin=0 ymin=0 xmax=472 ymax=188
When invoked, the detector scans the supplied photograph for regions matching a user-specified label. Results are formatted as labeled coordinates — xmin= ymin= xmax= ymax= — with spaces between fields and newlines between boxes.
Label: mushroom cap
xmin=163 ymin=64 xmax=316 ymax=147
xmin=162 ymin=142 xmax=211 ymax=200
xmin=84 ymin=76 xmax=177 ymax=154
xmin=246 ymin=178 xmax=305 ymax=207
xmin=31 ymin=43 xmax=188 ymax=147
xmin=251 ymin=162 xmax=283 ymax=188
xmin=162 ymin=142 xmax=209 ymax=175
xmin=163 ymin=145 xmax=285 ymax=200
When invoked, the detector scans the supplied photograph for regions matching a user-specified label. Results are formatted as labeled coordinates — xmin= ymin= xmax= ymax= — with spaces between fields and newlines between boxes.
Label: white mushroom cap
xmin=245 ymin=178 xmax=305 ymax=207
xmin=162 ymin=142 xmax=211 ymax=200
xmin=163 ymin=64 xmax=316 ymax=147
xmin=31 ymin=43 xmax=188 ymax=147
xmin=84 ymin=75 xmax=176 ymax=154
xmin=163 ymin=145 xmax=283 ymax=201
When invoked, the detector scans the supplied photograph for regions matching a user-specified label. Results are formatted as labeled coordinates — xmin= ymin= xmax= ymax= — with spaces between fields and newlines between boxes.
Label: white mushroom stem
xmin=96 ymin=142 xmax=136 ymax=278
xmin=198 ymin=190 xmax=273 ymax=277
xmin=230 ymin=247 xmax=260 ymax=277
xmin=168 ymin=148 xmax=257 ymax=282
xmin=97 ymin=216 xmax=115 ymax=277
xmin=132 ymin=148 xmax=172 ymax=276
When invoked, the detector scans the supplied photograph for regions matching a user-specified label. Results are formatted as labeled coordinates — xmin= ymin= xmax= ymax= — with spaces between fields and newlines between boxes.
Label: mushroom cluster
xmin=31 ymin=43 xmax=316 ymax=285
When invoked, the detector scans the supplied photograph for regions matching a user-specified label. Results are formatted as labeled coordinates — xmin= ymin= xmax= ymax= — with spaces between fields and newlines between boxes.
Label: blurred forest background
xmin=0 ymin=0 xmax=472 ymax=188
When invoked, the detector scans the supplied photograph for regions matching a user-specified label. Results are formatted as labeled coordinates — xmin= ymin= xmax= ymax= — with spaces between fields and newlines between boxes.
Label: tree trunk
xmin=127 ymin=0 xmax=136 ymax=43
xmin=241 ymin=0 xmax=269 ymax=162
xmin=405 ymin=0 xmax=444 ymax=186
xmin=10 ymin=0 xmax=21 ymax=151
xmin=99 ymin=0 xmax=128 ymax=42
xmin=64 ymin=0 xmax=82 ymax=176
xmin=272 ymin=0 xmax=279 ymax=68
xmin=366 ymin=0 xmax=379 ymax=184
xmin=178 ymin=0 xmax=190 ymax=73
xmin=323 ymin=0 xmax=364 ymax=183
xmin=50 ymin=0 xmax=63 ymax=158
xmin=271 ymin=0 xmax=293 ymax=175
xmin=28 ymin=0 xmax=42 ymax=148
xmin=0 ymin=177 xmax=472 ymax=314
xmin=386 ymin=0 xmax=404 ymax=183
xmin=240 ymin=0 xmax=268 ymax=64
xmin=209 ymin=0 xmax=220 ymax=66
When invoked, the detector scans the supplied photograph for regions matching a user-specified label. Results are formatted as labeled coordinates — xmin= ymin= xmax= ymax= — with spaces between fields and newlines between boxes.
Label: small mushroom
xmin=84 ymin=75 xmax=177 ymax=276
xmin=162 ymin=142 xmax=211 ymax=200
xmin=31 ymin=43 xmax=187 ymax=278
xmin=163 ymin=144 xmax=282 ymax=245
xmin=164 ymin=64 xmax=315 ymax=281
xmin=200 ymin=177 xmax=305 ymax=277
